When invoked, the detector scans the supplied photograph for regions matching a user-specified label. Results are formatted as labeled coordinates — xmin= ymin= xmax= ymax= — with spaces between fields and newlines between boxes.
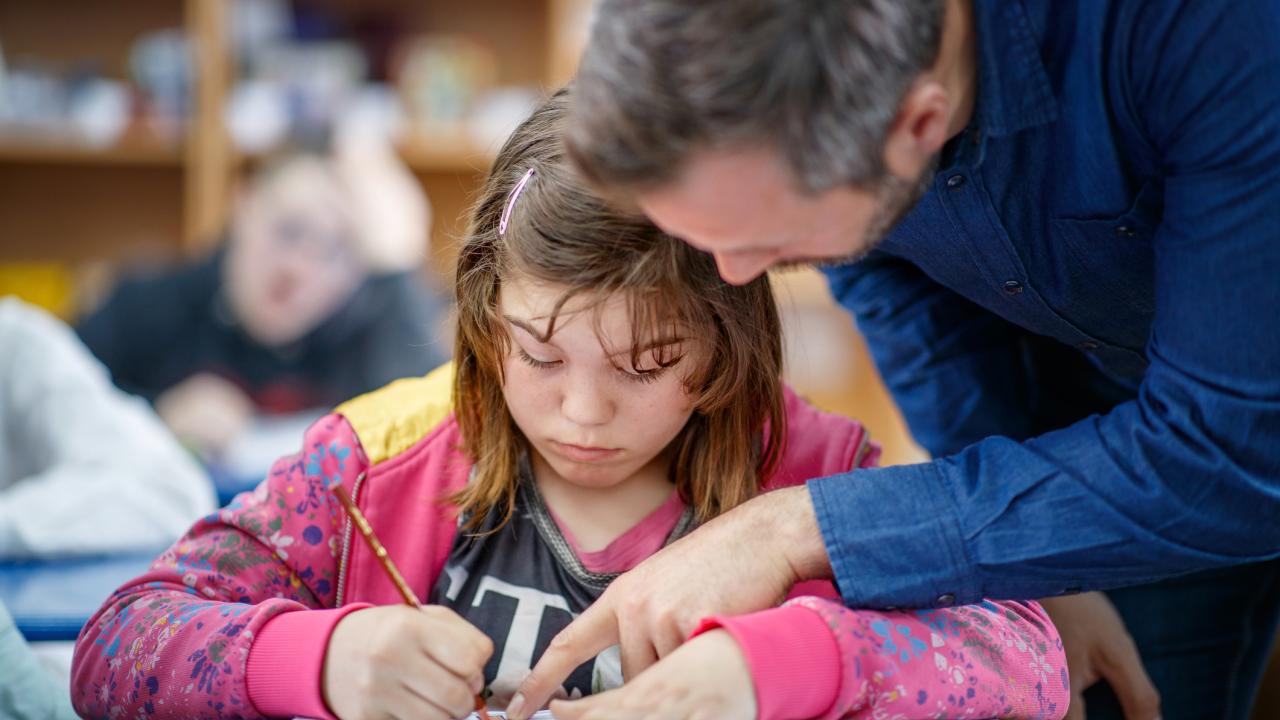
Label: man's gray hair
xmin=567 ymin=0 xmax=946 ymax=194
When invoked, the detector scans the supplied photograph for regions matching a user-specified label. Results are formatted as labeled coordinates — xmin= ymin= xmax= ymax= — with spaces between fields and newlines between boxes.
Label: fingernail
xmin=507 ymin=693 xmax=525 ymax=720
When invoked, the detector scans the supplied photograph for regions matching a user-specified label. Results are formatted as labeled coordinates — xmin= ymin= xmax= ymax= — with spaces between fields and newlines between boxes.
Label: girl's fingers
xmin=380 ymin=679 xmax=451 ymax=720
xmin=397 ymin=677 xmax=465 ymax=720
xmin=414 ymin=607 xmax=494 ymax=678
xmin=550 ymin=693 xmax=611 ymax=720
xmin=398 ymin=652 xmax=482 ymax=719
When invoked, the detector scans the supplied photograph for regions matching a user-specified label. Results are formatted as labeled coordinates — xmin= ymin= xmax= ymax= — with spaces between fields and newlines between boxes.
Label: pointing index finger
xmin=511 ymin=599 xmax=620 ymax=720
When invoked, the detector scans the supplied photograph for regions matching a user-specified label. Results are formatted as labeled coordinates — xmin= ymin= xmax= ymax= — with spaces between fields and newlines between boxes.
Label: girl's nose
xmin=560 ymin=373 xmax=614 ymax=427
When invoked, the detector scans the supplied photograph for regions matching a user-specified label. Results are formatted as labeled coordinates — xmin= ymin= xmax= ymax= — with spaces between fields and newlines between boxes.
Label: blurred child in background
xmin=0 ymin=601 xmax=76 ymax=720
xmin=0 ymin=297 xmax=214 ymax=559
xmin=77 ymin=136 xmax=447 ymax=464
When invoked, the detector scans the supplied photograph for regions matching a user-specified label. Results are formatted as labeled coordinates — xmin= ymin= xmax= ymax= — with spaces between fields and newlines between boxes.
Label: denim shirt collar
xmin=971 ymin=0 xmax=1059 ymax=138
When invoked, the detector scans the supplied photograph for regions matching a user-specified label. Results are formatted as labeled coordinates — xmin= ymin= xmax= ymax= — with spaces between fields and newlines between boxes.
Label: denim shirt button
xmin=1078 ymin=340 xmax=1100 ymax=350
xmin=1115 ymin=224 xmax=1137 ymax=238
xmin=935 ymin=593 xmax=956 ymax=607
xmin=1002 ymin=280 xmax=1024 ymax=295
xmin=946 ymin=174 xmax=967 ymax=189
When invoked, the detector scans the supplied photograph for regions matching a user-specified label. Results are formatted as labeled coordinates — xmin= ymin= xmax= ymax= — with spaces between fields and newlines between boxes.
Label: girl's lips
xmin=551 ymin=441 xmax=622 ymax=463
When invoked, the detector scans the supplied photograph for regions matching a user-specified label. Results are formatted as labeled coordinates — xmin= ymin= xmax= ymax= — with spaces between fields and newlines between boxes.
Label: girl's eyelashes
xmin=619 ymin=354 xmax=684 ymax=384
xmin=623 ymin=366 xmax=667 ymax=385
xmin=516 ymin=344 xmax=685 ymax=385
xmin=516 ymin=347 xmax=561 ymax=370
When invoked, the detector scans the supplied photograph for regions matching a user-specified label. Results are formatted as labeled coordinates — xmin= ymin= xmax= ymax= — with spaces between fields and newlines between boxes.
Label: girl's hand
xmin=512 ymin=486 xmax=820 ymax=718
xmin=546 ymin=629 xmax=757 ymax=720
xmin=323 ymin=605 xmax=493 ymax=720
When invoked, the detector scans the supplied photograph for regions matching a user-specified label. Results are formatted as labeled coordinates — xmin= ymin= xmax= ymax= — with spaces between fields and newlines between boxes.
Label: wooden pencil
xmin=332 ymin=484 xmax=492 ymax=720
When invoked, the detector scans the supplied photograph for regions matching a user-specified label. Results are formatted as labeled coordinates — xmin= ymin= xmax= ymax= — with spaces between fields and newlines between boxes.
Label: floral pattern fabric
xmin=72 ymin=409 xmax=1067 ymax=719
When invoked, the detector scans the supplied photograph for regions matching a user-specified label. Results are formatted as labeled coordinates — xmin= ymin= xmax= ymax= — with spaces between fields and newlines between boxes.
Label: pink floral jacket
xmin=72 ymin=365 xmax=1067 ymax=719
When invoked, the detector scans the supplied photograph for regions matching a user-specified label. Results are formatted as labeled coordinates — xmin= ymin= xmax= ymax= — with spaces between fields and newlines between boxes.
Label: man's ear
xmin=883 ymin=79 xmax=952 ymax=180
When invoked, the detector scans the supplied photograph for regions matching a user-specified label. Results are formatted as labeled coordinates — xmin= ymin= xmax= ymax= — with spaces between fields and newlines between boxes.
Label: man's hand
xmin=545 ymin=629 xmax=756 ymax=720
xmin=508 ymin=486 xmax=827 ymax=720
xmin=1040 ymin=592 xmax=1161 ymax=720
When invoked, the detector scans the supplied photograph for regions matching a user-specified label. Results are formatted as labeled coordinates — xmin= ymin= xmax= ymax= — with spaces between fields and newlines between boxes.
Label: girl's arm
xmin=718 ymin=387 xmax=1068 ymax=718
xmin=695 ymin=596 xmax=1067 ymax=719
xmin=71 ymin=414 xmax=370 ymax=720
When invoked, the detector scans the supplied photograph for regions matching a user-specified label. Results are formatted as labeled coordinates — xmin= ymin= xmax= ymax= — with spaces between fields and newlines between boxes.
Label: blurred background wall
xmin=0 ymin=0 xmax=925 ymax=465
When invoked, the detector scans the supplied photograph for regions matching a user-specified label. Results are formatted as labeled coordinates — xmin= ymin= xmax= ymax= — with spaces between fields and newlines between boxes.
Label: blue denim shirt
xmin=814 ymin=0 xmax=1280 ymax=609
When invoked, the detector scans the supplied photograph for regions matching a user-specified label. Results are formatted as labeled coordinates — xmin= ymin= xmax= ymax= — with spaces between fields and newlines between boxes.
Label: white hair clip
xmin=499 ymin=168 xmax=537 ymax=236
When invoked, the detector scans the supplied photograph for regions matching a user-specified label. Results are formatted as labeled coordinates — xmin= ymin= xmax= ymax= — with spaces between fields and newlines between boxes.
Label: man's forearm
xmin=752 ymin=485 xmax=833 ymax=583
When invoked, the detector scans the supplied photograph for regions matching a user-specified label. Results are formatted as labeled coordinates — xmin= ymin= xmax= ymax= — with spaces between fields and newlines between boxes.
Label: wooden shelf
xmin=397 ymin=130 xmax=497 ymax=174
xmin=0 ymin=135 xmax=183 ymax=167
xmin=234 ymin=131 xmax=495 ymax=175
xmin=0 ymin=0 xmax=590 ymax=258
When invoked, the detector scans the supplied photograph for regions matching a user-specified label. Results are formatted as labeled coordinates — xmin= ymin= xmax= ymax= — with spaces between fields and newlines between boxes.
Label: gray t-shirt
xmin=429 ymin=457 xmax=696 ymax=703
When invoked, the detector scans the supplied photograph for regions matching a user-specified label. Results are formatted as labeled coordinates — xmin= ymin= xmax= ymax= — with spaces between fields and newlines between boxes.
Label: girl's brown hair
xmin=453 ymin=88 xmax=785 ymax=531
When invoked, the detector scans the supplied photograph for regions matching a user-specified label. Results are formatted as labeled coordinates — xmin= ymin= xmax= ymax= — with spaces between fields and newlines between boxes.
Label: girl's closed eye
xmin=516 ymin=346 xmax=561 ymax=370
xmin=621 ymin=365 xmax=667 ymax=384
xmin=618 ymin=348 xmax=685 ymax=384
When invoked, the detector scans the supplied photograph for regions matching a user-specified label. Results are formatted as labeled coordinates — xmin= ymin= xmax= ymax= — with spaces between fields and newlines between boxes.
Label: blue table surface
xmin=207 ymin=464 xmax=264 ymax=506
xmin=0 ymin=466 xmax=262 ymax=644
xmin=0 ymin=550 xmax=162 ymax=642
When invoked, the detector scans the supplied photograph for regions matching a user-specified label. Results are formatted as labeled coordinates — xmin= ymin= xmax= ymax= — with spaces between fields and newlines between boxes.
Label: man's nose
xmin=714 ymin=251 xmax=774 ymax=285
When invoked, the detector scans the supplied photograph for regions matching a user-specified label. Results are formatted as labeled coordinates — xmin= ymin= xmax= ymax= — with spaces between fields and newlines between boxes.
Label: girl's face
xmin=497 ymin=275 xmax=703 ymax=490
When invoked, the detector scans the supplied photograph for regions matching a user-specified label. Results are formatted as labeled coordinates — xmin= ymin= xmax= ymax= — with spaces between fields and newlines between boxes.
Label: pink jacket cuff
xmin=691 ymin=605 xmax=840 ymax=720
xmin=246 ymin=603 xmax=373 ymax=719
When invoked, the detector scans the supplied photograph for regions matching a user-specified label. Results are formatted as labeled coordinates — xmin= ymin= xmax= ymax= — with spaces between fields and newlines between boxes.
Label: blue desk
xmin=0 ymin=551 xmax=160 ymax=642
xmin=207 ymin=464 xmax=264 ymax=506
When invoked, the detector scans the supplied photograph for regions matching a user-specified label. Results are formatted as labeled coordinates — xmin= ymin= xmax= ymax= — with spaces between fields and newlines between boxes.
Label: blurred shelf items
xmin=0 ymin=0 xmax=593 ymax=267
xmin=0 ymin=0 xmax=925 ymax=466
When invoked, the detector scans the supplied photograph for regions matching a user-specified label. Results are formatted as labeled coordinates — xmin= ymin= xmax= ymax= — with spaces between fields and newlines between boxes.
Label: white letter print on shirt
xmin=474 ymin=576 xmax=574 ymax=696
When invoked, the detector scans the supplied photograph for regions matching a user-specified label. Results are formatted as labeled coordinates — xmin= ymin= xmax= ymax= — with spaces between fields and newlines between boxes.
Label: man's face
xmin=636 ymin=146 xmax=931 ymax=284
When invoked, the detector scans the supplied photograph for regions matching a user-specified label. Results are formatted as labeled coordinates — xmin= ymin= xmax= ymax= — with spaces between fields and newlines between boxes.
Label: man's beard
xmin=776 ymin=155 xmax=939 ymax=272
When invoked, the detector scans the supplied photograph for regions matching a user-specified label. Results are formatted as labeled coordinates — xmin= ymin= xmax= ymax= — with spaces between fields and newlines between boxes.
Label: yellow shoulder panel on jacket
xmin=336 ymin=362 xmax=455 ymax=465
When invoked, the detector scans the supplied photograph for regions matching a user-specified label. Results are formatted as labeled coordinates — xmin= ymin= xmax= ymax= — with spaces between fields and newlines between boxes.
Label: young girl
xmin=72 ymin=90 xmax=1066 ymax=720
